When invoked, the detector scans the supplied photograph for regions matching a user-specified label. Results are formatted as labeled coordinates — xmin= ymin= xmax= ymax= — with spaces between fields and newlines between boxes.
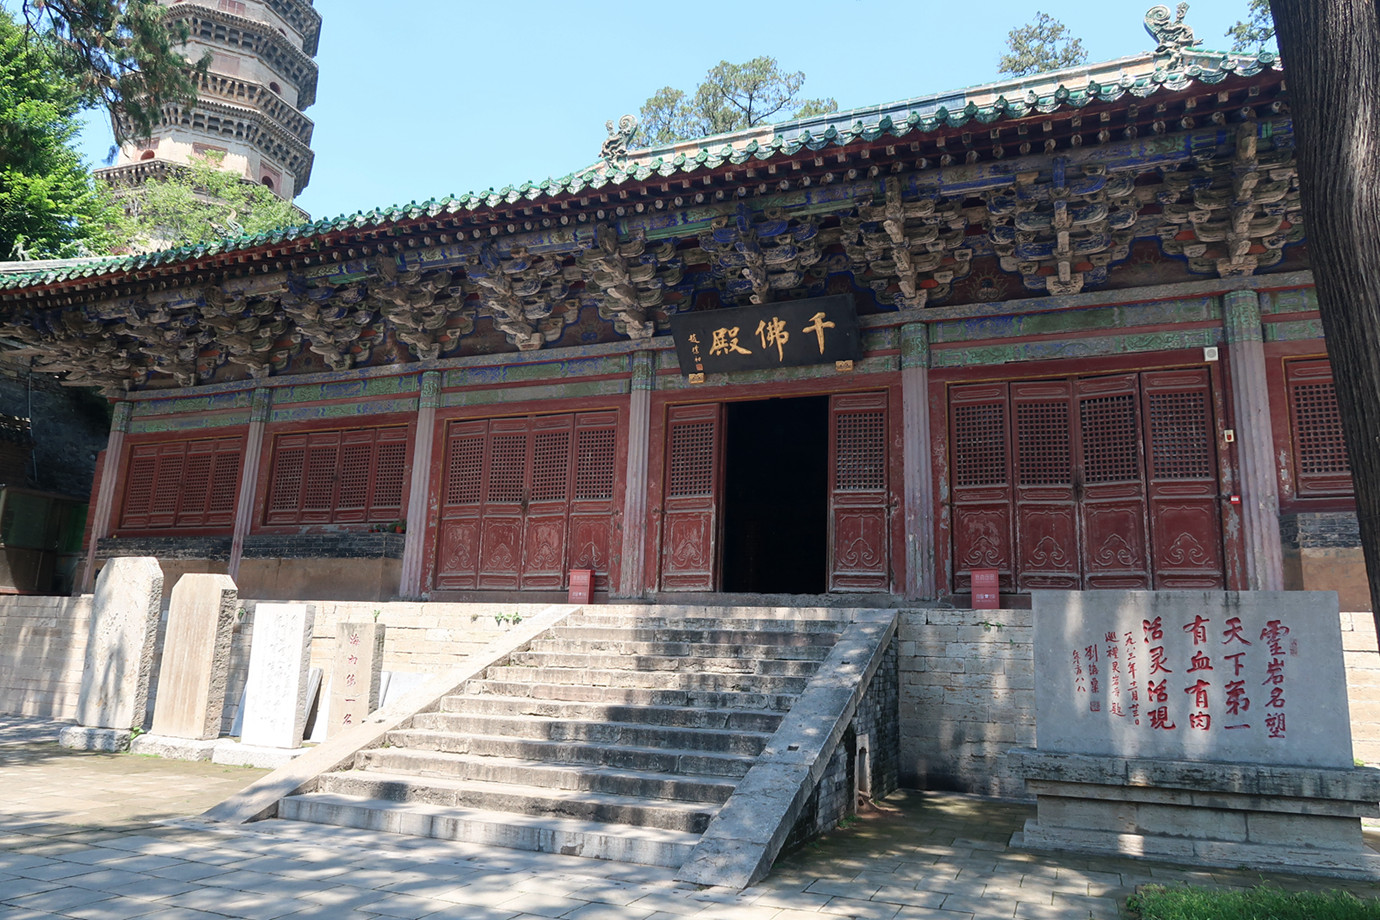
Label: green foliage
xmin=1226 ymin=0 xmax=1276 ymax=53
xmin=114 ymin=152 xmax=300 ymax=251
xmin=637 ymin=56 xmax=838 ymax=146
xmin=998 ymin=12 xmax=1089 ymax=77
xmin=0 ymin=10 xmax=121 ymax=259
xmin=19 ymin=0 xmax=207 ymax=143
xmin=1127 ymin=884 xmax=1380 ymax=920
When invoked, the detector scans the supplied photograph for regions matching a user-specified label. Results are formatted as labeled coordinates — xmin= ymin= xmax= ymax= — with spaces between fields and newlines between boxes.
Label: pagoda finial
xmin=601 ymin=115 xmax=638 ymax=165
xmin=1144 ymin=4 xmax=1202 ymax=69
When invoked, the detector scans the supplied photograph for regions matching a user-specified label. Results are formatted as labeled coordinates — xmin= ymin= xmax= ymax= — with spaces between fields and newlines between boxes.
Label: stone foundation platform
xmin=1009 ymin=748 xmax=1380 ymax=879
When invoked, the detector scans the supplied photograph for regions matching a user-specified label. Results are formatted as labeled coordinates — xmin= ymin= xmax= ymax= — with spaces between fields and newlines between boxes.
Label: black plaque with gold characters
xmin=670 ymin=295 xmax=861 ymax=378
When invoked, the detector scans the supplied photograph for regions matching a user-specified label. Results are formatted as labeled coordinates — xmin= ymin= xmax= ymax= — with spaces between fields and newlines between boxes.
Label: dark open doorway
xmin=722 ymin=395 xmax=829 ymax=593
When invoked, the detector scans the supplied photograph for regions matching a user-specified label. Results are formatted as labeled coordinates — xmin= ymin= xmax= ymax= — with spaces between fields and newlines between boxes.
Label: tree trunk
xmin=1270 ymin=2 xmax=1380 ymax=644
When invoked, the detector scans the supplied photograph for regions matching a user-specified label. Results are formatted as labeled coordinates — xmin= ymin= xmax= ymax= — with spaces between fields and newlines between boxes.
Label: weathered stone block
xmin=74 ymin=557 xmax=163 ymax=731
xmin=149 ymin=574 xmax=237 ymax=741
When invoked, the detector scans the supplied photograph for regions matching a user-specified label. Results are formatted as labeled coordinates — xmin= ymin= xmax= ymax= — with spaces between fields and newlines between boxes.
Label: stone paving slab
xmin=5 ymin=717 xmax=1380 ymax=918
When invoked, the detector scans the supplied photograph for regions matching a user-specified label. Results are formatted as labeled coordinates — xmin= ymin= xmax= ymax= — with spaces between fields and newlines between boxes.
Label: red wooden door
xmin=659 ymin=403 xmax=722 ymax=592
xmin=477 ymin=417 xmax=530 ymax=589
xmin=828 ymin=392 xmax=890 ymax=591
xmin=1075 ymin=374 xmax=1151 ymax=588
xmin=1012 ymin=380 xmax=1080 ymax=589
xmin=948 ymin=383 xmax=1014 ymax=592
xmin=521 ymin=415 xmax=573 ymax=590
xmin=569 ymin=412 xmax=619 ymax=592
xmin=435 ymin=419 xmax=486 ymax=589
xmin=1143 ymin=368 xmax=1225 ymax=587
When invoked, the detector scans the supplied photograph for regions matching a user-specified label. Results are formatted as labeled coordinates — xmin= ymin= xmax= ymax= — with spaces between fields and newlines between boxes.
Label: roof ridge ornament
xmin=1144 ymin=3 xmax=1202 ymax=70
xmin=601 ymin=114 xmax=638 ymax=166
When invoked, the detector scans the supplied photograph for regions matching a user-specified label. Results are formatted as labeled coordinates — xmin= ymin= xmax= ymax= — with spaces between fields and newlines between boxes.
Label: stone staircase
xmin=277 ymin=607 xmax=851 ymax=869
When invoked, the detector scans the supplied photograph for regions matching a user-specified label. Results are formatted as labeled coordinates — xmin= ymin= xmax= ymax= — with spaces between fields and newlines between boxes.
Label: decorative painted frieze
xmin=931 ymin=327 xmax=1220 ymax=367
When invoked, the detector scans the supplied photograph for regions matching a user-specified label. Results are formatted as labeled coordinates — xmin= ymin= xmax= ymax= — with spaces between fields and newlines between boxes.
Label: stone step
xmin=278 ymin=793 xmax=699 ymax=868
xmin=526 ymin=637 xmax=835 ymax=661
xmin=460 ymin=679 xmax=801 ymax=712
xmin=353 ymin=748 xmax=736 ymax=805
xmin=546 ymin=626 xmax=840 ymax=647
xmin=382 ymin=729 xmax=755 ymax=777
xmin=406 ymin=712 xmax=771 ymax=756
xmin=503 ymin=650 xmax=821 ymax=677
xmin=479 ymin=666 xmax=810 ymax=695
xmin=436 ymin=694 xmax=785 ymax=732
xmin=562 ymin=614 xmax=849 ymax=633
xmin=314 ymin=770 xmax=716 ymax=833
xmin=569 ymin=607 xmax=851 ymax=624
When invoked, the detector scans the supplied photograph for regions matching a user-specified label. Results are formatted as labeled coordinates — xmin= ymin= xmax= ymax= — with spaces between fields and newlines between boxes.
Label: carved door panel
xmin=568 ymin=412 xmax=619 ymax=592
xmin=659 ymin=403 xmax=722 ymax=592
xmin=1143 ymin=369 xmax=1225 ymax=587
xmin=477 ymin=418 xmax=530 ymax=590
xmin=1075 ymin=375 xmax=1151 ymax=588
xmin=435 ymin=420 xmax=486 ymax=589
xmin=949 ymin=383 xmax=1014 ymax=592
xmin=520 ymin=415 xmax=573 ymax=590
xmin=828 ymin=392 xmax=889 ymax=591
xmin=1012 ymin=381 xmax=1080 ymax=590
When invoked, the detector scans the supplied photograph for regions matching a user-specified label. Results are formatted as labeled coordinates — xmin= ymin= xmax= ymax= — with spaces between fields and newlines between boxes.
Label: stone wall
xmin=0 ymin=595 xmax=92 ymax=718
xmin=0 ymin=366 xmax=109 ymax=499
xmin=898 ymin=607 xmax=1037 ymax=798
xmin=1281 ymin=512 xmax=1372 ymax=612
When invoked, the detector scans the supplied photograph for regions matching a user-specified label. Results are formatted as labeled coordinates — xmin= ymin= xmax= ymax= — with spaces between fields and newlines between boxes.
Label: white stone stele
xmin=148 ymin=574 xmax=238 ymax=741
xmin=69 ymin=557 xmax=164 ymax=741
xmin=238 ymin=603 xmax=315 ymax=750
xmin=1015 ymin=590 xmax=1380 ymax=879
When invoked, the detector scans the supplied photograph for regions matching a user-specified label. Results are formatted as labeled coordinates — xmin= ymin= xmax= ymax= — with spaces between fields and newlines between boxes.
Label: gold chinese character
xmin=756 ymin=317 xmax=789 ymax=360
xmin=802 ymin=311 xmax=835 ymax=355
xmin=709 ymin=327 xmax=752 ymax=356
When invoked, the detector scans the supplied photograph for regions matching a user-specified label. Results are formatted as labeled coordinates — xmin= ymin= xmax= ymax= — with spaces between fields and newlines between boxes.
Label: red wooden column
xmin=618 ymin=351 xmax=655 ymax=598
xmin=400 ymin=371 xmax=441 ymax=597
xmin=901 ymin=323 xmax=936 ymax=599
xmin=227 ymin=386 xmax=272 ymax=582
xmin=81 ymin=400 xmax=133 ymax=592
xmin=1224 ymin=289 xmax=1284 ymax=589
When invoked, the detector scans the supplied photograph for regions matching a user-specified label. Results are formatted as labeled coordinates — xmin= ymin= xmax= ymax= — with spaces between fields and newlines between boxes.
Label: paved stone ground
xmin=5 ymin=716 xmax=1380 ymax=920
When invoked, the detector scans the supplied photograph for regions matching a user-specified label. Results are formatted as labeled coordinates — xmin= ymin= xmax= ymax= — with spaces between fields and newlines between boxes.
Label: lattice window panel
xmin=268 ymin=445 xmax=306 ymax=514
xmin=208 ymin=454 xmax=241 ymax=514
xmin=371 ymin=441 xmax=407 ymax=511
xmin=335 ymin=443 xmax=373 ymax=511
xmin=487 ymin=434 xmax=527 ymax=503
xmin=1080 ymin=393 xmax=1140 ymax=483
xmin=149 ymin=454 xmax=183 ymax=515
xmin=1293 ymin=381 xmax=1350 ymax=476
xmin=1148 ymin=391 xmax=1211 ymax=480
xmin=300 ymin=444 xmax=339 ymax=512
xmin=1016 ymin=402 xmax=1071 ymax=486
xmin=575 ymin=428 xmax=617 ymax=500
xmin=668 ymin=421 xmax=715 ymax=497
xmin=530 ymin=431 xmax=571 ymax=503
xmin=835 ymin=411 xmax=886 ymax=492
xmin=179 ymin=452 xmax=214 ymax=516
xmin=122 ymin=452 xmax=158 ymax=520
xmin=952 ymin=402 xmax=1007 ymax=487
xmin=445 ymin=436 xmax=484 ymax=505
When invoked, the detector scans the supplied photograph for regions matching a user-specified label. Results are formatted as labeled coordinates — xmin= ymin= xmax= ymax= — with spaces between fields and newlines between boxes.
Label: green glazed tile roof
xmin=0 ymin=49 xmax=1280 ymax=295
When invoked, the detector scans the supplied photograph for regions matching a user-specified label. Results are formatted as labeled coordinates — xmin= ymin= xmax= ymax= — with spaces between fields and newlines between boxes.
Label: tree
xmin=998 ymin=12 xmax=1088 ymax=77
xmin=637 ymin=57 xmax=837 ymax=147
xmin=17 ymin=0 xmax=207 ymax=142
xmin=1228 ymin=0 xmax=1276 ymax=52
xmin=1269 ymin=1 xmax=1380 ymax=644
xmin=0 ymin=10 xmax=120 ymax=260
xmin=112 ymin=151 xmax=300 ymax=252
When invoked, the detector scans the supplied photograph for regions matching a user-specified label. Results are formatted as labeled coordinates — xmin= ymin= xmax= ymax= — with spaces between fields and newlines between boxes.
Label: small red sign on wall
xmin=971 ymin=568 xmax=1000 ymax=610
xmin=568 ymin=569 xmax=594 ymax=604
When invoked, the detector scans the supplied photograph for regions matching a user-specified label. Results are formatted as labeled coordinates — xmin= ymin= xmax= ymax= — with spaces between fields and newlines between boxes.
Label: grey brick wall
xmin=1280 ymin=512 xmax=1362 ymax=549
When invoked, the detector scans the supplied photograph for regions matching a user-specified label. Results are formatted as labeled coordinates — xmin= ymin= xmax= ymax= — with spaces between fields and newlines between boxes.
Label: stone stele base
xmin=58 ymin=726 xmax=131 ymax=753
xmin=129 ymin=733 xmax=218 ymax=762
xmin=210 ymin=740 xmax=311 ymax=769
xmin=1009 ymin=748 xmax=1380 ymax=879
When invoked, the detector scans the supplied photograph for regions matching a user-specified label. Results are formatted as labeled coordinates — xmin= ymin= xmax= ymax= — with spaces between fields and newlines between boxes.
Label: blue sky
xmin=73 ymin=0 xmax=1265 ymax=222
